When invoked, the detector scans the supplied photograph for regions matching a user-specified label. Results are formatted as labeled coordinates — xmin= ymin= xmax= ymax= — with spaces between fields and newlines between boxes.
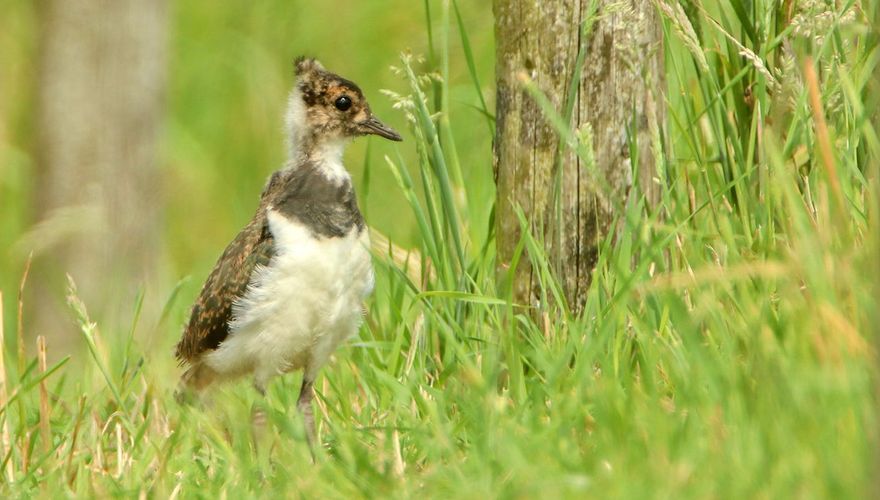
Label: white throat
xmin=313 ymin=140 xmax=348 ymax=181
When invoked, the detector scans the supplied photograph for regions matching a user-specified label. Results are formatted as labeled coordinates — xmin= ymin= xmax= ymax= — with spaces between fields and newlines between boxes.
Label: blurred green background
xmin=0 ymin=1 xmax=876 ymax=496
xmin=0 ymin=0 xmax=494 ymax=345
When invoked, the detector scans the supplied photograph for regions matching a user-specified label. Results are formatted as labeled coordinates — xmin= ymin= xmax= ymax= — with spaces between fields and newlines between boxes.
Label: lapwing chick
xmin=174 ymin=57 xmax=402 ymax=455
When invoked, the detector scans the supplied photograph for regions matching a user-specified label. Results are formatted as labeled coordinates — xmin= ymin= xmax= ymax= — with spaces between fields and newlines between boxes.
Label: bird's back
xmin=174 ymin=206 xmax=274 ymax=364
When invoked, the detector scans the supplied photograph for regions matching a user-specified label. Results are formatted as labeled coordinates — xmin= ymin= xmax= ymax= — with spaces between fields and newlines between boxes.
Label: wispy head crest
xmin=294 ymin=56 xmax=324 ymax=77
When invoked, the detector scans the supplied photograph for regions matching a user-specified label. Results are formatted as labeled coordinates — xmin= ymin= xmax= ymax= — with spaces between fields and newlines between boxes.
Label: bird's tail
xmin=174 ymin=362 xmax=217 ymax=405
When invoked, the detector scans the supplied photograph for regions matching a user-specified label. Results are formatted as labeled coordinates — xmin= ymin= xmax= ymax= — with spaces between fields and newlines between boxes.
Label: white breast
xmin=202 ymin=208 xmax=374 ymax=387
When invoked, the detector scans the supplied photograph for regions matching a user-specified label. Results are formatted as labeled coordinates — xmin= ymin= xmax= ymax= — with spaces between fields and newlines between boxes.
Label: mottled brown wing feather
xmin=174 ymin=212 xmax=275 ymax=364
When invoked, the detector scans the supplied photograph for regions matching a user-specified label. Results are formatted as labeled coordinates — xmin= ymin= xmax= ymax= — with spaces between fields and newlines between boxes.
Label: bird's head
xmin=286 ymin=57 xmax=401 ymax=158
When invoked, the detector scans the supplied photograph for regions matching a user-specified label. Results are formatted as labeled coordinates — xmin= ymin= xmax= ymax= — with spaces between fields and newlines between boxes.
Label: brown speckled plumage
xmin=174 ymin=176 xmax=280 ymax=363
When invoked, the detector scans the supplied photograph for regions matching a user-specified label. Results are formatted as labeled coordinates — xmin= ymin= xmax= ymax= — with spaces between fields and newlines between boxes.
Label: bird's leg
xmin=251 ymin=378 xmax=273 ymax=470
xmin=296 ymin=375 xmax=317 ymax=461
xmin=252 ymin=379 xmax=269 ymax=433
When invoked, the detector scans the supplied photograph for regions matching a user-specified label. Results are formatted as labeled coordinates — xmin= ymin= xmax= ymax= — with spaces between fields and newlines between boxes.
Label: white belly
xmin=202 ymin=209 xmax=374 ymax=385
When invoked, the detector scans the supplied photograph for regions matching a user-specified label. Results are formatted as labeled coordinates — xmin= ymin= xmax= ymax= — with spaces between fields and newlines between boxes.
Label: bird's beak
xmin=359 ymin=116 xmax=403 ymax=142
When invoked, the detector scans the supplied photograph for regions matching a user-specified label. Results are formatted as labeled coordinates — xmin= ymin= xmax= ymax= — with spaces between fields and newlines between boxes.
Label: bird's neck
xmin=285 ymin=88 xmax=349 ymax=182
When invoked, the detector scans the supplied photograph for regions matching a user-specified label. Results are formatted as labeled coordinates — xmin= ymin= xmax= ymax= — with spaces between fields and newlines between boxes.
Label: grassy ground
xmin=1 ymin=0 xmax=879 ymax=497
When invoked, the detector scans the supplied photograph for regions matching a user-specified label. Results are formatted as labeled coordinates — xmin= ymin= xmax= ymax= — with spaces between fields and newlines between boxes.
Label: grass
xmin=1 ymin=0 xmax=879 ymax=497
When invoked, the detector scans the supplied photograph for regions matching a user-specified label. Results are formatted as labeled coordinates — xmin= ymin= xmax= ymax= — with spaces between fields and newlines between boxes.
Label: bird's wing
xmin=175 ymin=211 xmax=275 ymax=364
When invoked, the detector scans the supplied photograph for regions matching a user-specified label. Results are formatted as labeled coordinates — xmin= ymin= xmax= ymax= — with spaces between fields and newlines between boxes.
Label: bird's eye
xmin=335 ymin=95 xmax=352 ymax=111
